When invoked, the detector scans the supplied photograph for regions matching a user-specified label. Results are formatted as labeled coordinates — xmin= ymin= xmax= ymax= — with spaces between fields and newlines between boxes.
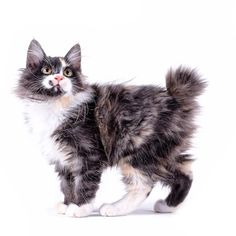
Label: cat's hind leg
xmin=154 ymin=157 xmax=193 ymax=213
xmin=100 ymin=162 xmax=153 ymax=217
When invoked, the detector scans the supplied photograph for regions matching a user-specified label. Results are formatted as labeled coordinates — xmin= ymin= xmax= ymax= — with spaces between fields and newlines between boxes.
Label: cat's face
xmin=17 ymin=39 xmax=85 ymax=101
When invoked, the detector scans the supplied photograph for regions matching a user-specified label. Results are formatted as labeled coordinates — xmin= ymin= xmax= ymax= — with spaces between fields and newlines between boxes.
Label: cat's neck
xmin=53 ymin=88 xmax=93 ymax=111
xmin=25 ymin=87 xmax=94 ymax=113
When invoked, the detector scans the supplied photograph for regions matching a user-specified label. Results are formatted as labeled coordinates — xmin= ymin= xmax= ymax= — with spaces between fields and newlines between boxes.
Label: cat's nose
xmin=54 ymin=74 xmax=63 ymax=81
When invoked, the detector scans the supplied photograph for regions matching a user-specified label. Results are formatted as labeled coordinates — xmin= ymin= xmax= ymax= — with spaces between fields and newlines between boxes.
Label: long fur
xmin=166 ymin=67 xmax=206 ymax=105
xmin=16 ymin=40 xmax=206 ymax=217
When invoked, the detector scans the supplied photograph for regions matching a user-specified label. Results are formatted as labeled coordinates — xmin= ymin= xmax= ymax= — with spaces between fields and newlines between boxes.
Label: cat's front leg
xmin=65 ymin=167 xmax=103 ymax=218
xmin=56 ymin=172 xmax=74 ymax=214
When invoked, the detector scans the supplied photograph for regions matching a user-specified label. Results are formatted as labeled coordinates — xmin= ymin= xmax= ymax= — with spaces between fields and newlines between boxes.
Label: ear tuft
xmin=26 ymin=39 xmax=45 ymax=70
xmin=65 ymin=44 xmax=81 ymax=70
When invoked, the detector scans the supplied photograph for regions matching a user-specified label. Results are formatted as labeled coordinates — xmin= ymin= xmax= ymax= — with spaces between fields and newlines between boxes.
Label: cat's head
xmin=16 ymin=39 xmax=86 ymax=101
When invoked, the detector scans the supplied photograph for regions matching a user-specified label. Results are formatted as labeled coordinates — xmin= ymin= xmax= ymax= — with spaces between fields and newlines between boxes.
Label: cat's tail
xmin=166 ymin=66 xmax=206 ymax=105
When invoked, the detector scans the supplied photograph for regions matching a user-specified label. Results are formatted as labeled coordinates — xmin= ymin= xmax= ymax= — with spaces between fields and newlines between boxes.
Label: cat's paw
xmin=154 ymin=200 xmax=176 ymax=213
xmin=65 ymin=203 xmax=93 ymax=217
xmin=100 ymin=204 xmax=120 ymax=217
xmin=55 ymin=202 xmax=68 ymax=214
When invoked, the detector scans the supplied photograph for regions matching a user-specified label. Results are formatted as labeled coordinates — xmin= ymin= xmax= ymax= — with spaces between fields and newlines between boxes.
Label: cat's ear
xmin=65 ymin=44 xmax=81 ymax=70
xmin=26 ymin=39 xmax=46 ymax=70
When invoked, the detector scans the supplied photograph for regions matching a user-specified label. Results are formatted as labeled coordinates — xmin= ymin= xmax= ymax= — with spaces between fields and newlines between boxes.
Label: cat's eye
xmin=41 ymin=66 xmax=52 ymax=75
xmin=63 ymin=68 xmax=73 ymax=77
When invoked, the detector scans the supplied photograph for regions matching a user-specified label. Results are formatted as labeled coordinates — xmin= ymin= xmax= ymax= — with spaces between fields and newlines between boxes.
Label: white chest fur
xmin=25 ymin=100 xmax=68 ymax=164
xmin=24 ymin=91 xmax=92 ymax=165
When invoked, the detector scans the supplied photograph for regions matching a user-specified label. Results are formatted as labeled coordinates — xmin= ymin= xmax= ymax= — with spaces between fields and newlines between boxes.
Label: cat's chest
xmin=25 ymin=102 xmax=68 ymax=164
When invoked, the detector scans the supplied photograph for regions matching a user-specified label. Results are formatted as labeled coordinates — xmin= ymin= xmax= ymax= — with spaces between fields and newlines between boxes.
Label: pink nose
xmin=54 ymin=74 xmax=63 ymax=81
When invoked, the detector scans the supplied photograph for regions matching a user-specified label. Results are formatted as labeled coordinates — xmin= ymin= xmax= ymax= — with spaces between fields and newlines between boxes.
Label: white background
xmin=0 ymin=0 xmax=236 ymax=235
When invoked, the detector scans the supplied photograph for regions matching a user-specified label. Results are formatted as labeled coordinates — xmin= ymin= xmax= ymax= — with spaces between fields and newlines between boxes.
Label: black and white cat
xmin=16 ymin=39 xmax=206 ymax=217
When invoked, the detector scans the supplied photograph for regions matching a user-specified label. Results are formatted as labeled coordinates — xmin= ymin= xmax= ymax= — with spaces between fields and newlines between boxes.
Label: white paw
xmin=154 ymin=200 xmax=176 ymax=213
xmin=100 ymin=204 xmax=120 ymax=217
xmin=65 ymin=203 xmax=93 ymax=217
xmin=55 ymin=202 xmax=68 ymax=214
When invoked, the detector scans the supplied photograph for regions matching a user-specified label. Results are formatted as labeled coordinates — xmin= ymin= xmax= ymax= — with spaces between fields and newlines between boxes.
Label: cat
xmin=15 ymin=39 xmax=206 ymax=217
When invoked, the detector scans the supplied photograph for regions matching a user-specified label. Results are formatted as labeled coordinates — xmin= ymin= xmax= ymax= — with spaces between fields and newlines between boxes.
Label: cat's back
xmin=95 ymin=83 xmax=166 ymax=114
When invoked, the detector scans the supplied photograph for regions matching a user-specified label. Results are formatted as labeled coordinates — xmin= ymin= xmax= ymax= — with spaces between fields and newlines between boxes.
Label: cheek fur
xmin=59 ymin=78 xmax=73 ymax=93
xmin=42 ymin=75 xmax=54 ymax=89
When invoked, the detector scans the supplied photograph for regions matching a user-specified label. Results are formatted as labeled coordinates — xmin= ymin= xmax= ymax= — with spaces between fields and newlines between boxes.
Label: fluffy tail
xmin=166 ymin=66 xmax=206 ymax=105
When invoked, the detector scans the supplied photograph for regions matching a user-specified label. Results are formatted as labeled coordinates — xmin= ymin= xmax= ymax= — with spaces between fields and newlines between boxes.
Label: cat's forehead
xmin=44 ymin=57 xmax=68 ymax=73
xmin=47 ymin=57 xmax=66 ymax=67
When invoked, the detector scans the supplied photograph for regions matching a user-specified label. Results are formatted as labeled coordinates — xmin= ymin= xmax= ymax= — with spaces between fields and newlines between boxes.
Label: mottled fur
xmin=16 ymin=40 xmax=206 ymax=217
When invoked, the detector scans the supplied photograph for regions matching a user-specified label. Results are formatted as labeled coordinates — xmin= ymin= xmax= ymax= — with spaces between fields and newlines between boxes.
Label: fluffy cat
xmin=16 ymin=39 xmax=206 ymax=217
